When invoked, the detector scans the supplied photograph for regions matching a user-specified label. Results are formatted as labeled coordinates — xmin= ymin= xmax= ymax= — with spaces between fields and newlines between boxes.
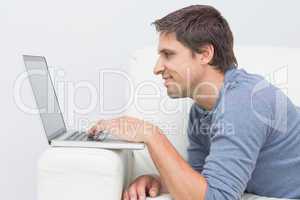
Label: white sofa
xmin=38 ymin=45 xmax=300 ymax=200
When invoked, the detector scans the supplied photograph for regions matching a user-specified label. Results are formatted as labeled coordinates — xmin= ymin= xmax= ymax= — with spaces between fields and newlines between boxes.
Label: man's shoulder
xmin=212 ymin=68 xmax=283 ymax=127
xmin=222 ymin=68 xmax=281 ymax=109
xmin=226 ymin=68 xmax=266 ymax=93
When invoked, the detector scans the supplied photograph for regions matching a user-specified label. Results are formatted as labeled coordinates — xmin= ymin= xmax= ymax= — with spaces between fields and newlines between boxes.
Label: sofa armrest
xmin=37 ymin=147 xmax=134 ymax=200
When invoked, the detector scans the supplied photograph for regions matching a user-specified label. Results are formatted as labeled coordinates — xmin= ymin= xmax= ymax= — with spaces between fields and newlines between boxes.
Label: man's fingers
xmin=136 ymin=182 xmax=147 ymax=200
xmin=122 ymin=190 xmax=129 ymax=200
xmin=88 ymin=125 xmax=97 ymax=134
xmin=88 ymin=120 xmax=106 ymax=134
xmin=128 ymin=184 xmax=138 ymax=200
xmin=148 ymin=179 xmax=160 ymax=197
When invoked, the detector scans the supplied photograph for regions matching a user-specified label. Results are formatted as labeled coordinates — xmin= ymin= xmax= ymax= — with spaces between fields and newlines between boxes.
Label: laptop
xmin=23 ymin=55 xmax=145 ymax=150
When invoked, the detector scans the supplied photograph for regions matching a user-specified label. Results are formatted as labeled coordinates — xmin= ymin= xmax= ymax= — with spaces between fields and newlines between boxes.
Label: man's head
xmin=152 ymin=5 xmax=237 ymax=98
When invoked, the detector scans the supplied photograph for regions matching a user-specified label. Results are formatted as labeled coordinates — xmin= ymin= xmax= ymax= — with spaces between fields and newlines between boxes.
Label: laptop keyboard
xmin=66 ymin=131 xmax=88 ymax=141
xmin=65 ymin=131 xmax=106 ymax=141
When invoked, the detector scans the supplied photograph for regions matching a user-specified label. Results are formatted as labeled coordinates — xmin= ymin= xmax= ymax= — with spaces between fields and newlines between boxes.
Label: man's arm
xmin=88 ymin=116 xmax=207 ymax=199
xmin=145 ymin=85 xmax=272 ymax=200
xmin=146 ymin=130 xmax=208 ymax=200
xmin=89 ymin=84 xmax=270 ymax=200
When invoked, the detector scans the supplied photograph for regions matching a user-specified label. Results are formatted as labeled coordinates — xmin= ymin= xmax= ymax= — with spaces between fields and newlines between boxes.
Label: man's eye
xmin=165 ymin=53 xmax=172 ymax=59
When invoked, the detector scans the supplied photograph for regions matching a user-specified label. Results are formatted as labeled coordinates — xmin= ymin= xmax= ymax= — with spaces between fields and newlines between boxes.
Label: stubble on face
xmin=158 ymin=33 xmax=205 ymax=99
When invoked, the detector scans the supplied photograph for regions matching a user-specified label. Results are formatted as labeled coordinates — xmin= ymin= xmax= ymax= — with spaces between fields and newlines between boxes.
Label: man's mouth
xmin=163 ymin=76 xmax=173 ymax=86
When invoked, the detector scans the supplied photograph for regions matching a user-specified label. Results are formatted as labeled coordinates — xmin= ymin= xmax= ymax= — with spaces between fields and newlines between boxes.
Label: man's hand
xmin=88 ymin=116 xmax=161 ymax=143
xmin=123 ymin=175 xmax=162 ymax=200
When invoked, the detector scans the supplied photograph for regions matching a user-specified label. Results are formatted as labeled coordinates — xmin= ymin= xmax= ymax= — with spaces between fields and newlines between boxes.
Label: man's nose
xmin=153 ymin=58 xmax=165 ymax=75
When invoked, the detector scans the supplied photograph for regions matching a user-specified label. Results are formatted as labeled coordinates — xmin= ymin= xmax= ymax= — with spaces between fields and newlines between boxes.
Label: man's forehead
xmin=157 ymin=33 xmax=182 ymax=53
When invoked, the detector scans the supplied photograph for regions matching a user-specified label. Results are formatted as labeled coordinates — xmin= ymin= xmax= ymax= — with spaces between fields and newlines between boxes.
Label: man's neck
xmin=192 ymin=68 xmax=225 ymax=111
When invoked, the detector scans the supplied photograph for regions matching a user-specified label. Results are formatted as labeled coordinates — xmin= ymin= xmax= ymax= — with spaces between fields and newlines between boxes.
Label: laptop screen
xmin=23 ymin=55 xmax=66 ymax=142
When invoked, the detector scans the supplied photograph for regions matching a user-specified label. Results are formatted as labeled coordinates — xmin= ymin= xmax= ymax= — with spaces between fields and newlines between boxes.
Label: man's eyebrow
xmin=158 ymin=48 xmax=176 ymax=54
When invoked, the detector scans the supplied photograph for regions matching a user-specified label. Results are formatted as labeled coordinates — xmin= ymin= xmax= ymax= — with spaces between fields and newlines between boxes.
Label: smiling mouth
xmin=162 ymin=73 xmax=173 ymax=86
xmin=164 ymin=78 xmax=173 ymax=86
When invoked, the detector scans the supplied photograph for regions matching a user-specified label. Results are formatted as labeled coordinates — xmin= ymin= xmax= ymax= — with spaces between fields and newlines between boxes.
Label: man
xmin=89 ymin=5 xmax=300 ymax=200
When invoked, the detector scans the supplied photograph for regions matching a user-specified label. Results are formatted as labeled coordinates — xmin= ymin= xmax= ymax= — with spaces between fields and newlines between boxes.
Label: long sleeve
xmin=187 ymin=104 xmax=211 ymax=173
xmin=201 ymin=84 xmax=272 ymax=200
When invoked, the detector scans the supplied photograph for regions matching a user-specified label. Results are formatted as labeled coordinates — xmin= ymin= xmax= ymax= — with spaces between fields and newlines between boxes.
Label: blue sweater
xmin=187 ymin=67 xmax=300 ymax=200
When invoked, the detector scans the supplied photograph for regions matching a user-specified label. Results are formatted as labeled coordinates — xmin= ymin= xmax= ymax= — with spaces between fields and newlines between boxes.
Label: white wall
xmin=1 ymin=1 xmax=300 ymax=200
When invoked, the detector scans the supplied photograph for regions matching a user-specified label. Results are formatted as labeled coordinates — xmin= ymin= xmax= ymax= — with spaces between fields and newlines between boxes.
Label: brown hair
xmin=152 ymin=5 xmax=237 ymax=72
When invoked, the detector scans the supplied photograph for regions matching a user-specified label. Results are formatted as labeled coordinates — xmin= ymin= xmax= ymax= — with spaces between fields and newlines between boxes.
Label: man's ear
xmin=197 ymin=44 xmax=214 ymax=65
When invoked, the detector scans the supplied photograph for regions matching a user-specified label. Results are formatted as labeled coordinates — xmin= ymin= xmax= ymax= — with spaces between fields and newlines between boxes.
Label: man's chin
xmin=168 ymin=94 xmax=181 ymax=99
xmin=166 ymin=90 xmax=183 ymax=99
xmin=165 ymin=86 xmax=187 ymax=98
